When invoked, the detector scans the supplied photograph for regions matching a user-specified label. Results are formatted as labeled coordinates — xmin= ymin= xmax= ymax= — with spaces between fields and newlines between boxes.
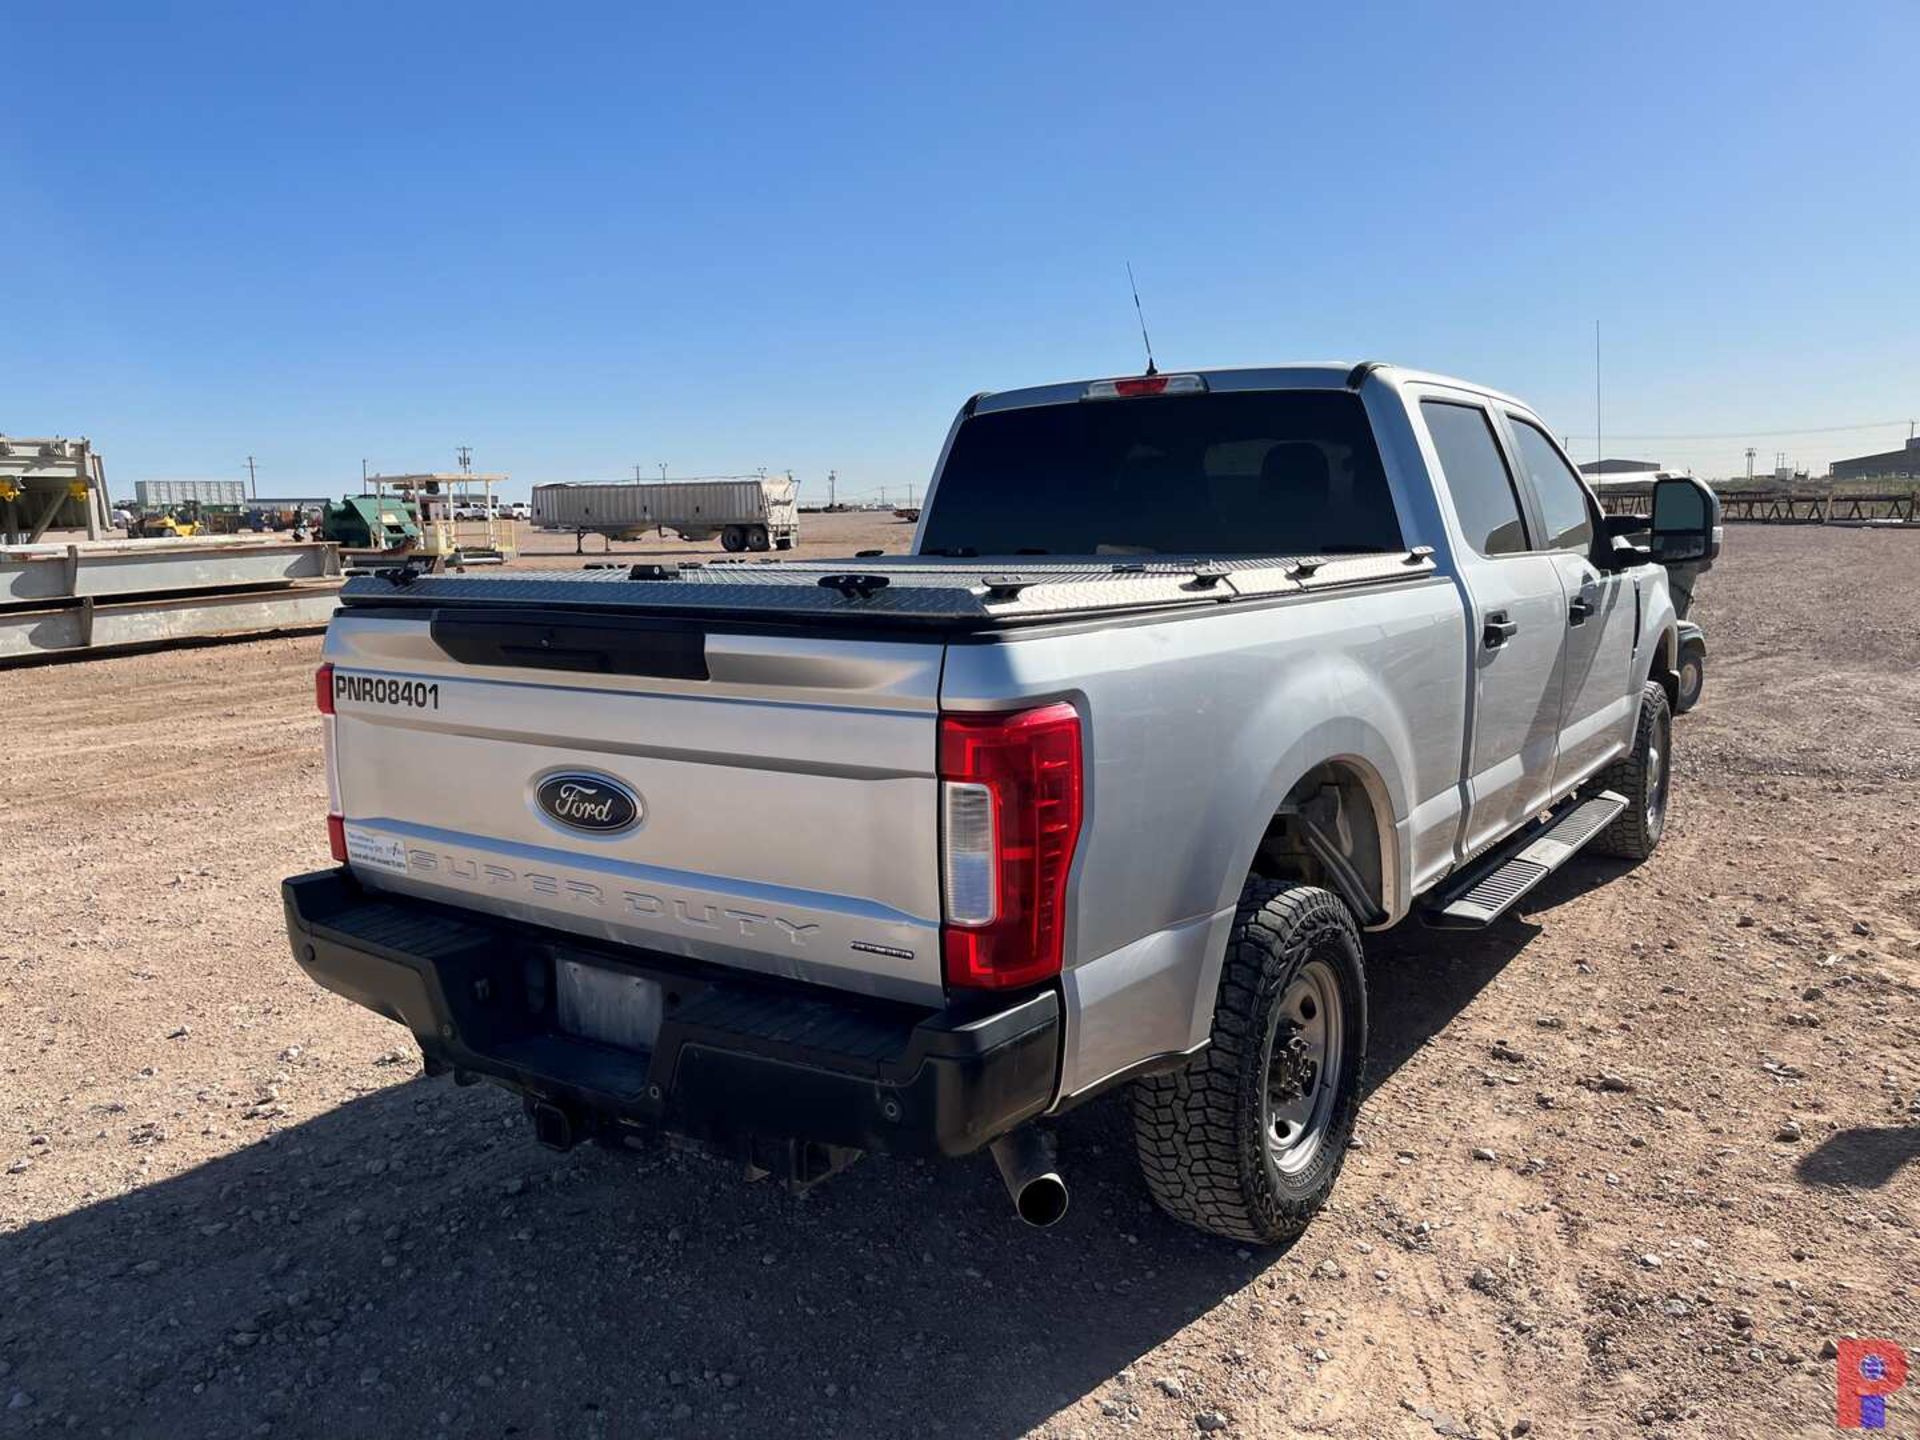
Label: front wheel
xmin=1132 ymin=880 xmax=1367 ymax=1245
xmin=1675 ymin=643 xmax=1705 ymax=714
xmin=1589 ymin=679 xmax=1672 ymax=860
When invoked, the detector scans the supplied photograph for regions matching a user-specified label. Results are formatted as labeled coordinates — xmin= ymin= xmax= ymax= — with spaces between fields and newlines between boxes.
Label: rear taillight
xmin=938 ymin=702 xmax=1083 ymax=990
xmin=316 ymin=663 xmax=344 ymax=861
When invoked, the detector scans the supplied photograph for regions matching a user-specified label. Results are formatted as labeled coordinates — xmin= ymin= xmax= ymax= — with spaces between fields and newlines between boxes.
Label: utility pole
xmin=456 ymin=446 xmax=472 ymax=475
xmin=828 ymin=469 xmax=837 ymax=508
xmin=1593 ymin=320 xmax=1602 ymax=471
xmin=246 ymin=455 xmax=257 ymax=498
xmin=632 ymin=464 xmax=642 ymax=482
xmin=658 ymin=463 xmax=668 ymax=481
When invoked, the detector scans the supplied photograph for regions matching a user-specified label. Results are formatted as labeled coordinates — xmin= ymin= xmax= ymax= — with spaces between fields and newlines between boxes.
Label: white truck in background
xmin=285 ymin=362 xmax=1719 ymax=1243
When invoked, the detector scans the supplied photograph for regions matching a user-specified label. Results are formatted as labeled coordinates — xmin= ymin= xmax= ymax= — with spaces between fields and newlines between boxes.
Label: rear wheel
xmin=1131 ymin=880 xmax=1367 ymax=1245
xmin=1589 ymin=679 xmax=1672 ymax=859
xmin=747 ymin=525 xmax=771 ymax=551
xmin=720 ymin=525 xmax=747 ymax=552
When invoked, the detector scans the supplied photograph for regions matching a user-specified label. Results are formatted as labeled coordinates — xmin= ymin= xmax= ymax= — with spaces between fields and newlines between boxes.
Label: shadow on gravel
xmin=1795 ymin=1126 xmax=1920 ymax=1190
xmin=0 ymin=857 xmax=1640 ymax=1438
xmin=0 ymin=1076 xmax=1251 ymax=1438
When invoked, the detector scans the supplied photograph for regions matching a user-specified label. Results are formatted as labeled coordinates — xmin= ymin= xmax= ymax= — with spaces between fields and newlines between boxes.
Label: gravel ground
xmin=2 ymin=522 xmax=1917 ymax=1439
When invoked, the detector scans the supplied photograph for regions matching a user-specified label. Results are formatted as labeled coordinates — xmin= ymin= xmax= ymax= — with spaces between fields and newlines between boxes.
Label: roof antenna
xmin=1127 ymin=262 xmax=1158 ymax=376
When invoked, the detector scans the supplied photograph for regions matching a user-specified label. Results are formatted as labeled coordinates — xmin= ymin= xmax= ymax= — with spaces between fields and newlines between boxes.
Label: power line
xmin=1567 ymin=419 xmax=1910 ymax=441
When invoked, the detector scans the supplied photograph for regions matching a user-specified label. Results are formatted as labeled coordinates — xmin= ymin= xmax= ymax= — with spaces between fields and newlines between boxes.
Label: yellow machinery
xmin=130 ymin=510 xmax=202 ymax=539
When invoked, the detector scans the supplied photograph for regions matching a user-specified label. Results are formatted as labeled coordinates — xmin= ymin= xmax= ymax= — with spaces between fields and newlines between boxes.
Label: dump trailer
xmin=533 ymin=475 xmax=798 ymax=552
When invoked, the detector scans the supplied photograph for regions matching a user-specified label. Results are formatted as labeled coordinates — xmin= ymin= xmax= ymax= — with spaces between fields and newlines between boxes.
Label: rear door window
xmin=1508 ymin=419 xmax=1595 ymax=551
xmin=919 ymin=389 xmax=1403 ymax=557
xmin=1420 ymin=400 xmax=1530 ymax=556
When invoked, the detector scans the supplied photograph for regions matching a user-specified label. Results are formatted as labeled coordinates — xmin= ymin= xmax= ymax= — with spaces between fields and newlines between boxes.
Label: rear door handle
xmin=1483 ymin=612 xmax=1519 ymax=650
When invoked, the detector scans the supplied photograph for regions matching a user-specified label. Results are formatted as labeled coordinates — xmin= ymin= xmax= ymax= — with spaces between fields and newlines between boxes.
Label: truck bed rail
xmin=339 ymin=550 xmax=1438 ymax=630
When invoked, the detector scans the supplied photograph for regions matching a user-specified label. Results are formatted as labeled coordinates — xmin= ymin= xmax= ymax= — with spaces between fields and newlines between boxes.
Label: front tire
xmin=1675 ymin=644 xmax=1705 ymax=714
xmin=1131 ymin=881 xmax=1367 ymax=1245
xmin=1589 ymin=679 xmax=1672 ymax=860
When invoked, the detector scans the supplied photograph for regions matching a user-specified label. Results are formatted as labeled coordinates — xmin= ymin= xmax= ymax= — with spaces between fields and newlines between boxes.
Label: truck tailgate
xmin=322 ymin=613 xmax=946 ymax=1005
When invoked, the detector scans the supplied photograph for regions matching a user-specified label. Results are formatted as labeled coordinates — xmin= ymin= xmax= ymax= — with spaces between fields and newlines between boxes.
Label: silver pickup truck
xmin=283 ymin=362 xmax=1720 ymax=1244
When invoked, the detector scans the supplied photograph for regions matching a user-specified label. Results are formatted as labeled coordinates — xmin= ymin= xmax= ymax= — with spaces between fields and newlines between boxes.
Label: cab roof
xmin=970 ymin=363 xmax=1534 ymax=417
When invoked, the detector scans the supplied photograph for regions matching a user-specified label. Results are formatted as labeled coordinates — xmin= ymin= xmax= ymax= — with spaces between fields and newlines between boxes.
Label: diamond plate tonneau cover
xmin=340 ymin=551 xmax=1437 ymax=628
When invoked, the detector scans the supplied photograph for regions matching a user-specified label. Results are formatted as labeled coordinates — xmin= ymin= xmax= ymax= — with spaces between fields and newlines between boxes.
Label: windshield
xmin=918 ymin=389 xmax=1402 ymax=558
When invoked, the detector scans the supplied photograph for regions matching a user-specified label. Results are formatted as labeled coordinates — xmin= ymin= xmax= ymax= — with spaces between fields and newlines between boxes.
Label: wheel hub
xmin=1262 ymin=958 xmax=1343 ymax=1176
xmin=1267 ymin=1028 xmax=1319 ymax=1105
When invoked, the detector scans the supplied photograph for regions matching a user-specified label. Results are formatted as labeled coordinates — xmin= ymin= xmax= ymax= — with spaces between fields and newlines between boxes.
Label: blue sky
xmin=3 ymin=3 xmax=1915 ymax=499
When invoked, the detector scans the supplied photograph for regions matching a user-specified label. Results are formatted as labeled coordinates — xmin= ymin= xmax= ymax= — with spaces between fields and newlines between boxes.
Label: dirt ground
xmin=2 ymin=522 xmax=1917 ymax=1440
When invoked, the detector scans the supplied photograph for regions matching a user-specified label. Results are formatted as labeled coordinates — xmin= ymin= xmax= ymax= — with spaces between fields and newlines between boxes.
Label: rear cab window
xmin=1419 ymin=400 xmax=1531 ymax=556
xmin=919 ymin=389 xmax=1403 ymax=558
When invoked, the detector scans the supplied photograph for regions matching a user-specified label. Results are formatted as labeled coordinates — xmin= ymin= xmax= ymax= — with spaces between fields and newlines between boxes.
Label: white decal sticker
xmin=344 ymin=825 xmax=409 ymax=876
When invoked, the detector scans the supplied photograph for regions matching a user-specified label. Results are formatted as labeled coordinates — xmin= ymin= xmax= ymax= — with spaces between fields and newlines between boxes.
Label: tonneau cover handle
xmin=429 ymin=610 xmax=709 ymax=680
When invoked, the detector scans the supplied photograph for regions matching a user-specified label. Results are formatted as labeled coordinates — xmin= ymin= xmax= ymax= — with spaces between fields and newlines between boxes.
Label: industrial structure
xmin=1578 ymin=457 xmax=1665 ymax=478
xmin=1 ymin=433 xmax=343 ymax=661
xmin=0 ymin=535 xmax=342 ymax=662
xmin=1830 ymin=436 xmax=1920 ymax=481
xmin=134 ymin=478 xmax=250 ymax=510
xmin=366 ymin=472 xmax=516 ymax=567
xmin=0 ymin=436 xmax=113 ymax=544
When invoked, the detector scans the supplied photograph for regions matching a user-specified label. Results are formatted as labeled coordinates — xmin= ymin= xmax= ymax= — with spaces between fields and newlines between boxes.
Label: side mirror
xmin=1650 ymin=477 xmax=1722 ymax=565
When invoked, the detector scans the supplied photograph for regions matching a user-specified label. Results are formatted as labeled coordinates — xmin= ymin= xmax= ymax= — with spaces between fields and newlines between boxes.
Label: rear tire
xmin=1589 ymin=680 xmax=1672 ymax=860
xmin=748 ymin=525 xmax=771 ymax=551
xmin=1675 ymin=644 xmax=1705 ymax=714
xmin=1131 ymin=880 xmax=1367 ymax=1246
xmin=720 ymin=526 xmax=747 ymax=552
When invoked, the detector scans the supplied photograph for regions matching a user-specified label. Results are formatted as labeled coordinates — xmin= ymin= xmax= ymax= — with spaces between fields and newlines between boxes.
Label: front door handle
xmin=1569 ymin=577 xmax=1601 ymax=626
xmin=1483 ymin=611 xmax=1519 ymax=649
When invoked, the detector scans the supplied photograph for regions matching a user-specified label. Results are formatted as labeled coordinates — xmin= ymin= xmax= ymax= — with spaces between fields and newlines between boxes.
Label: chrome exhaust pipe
xmin=988 ymin=1127 xmax=1069 ymax=1228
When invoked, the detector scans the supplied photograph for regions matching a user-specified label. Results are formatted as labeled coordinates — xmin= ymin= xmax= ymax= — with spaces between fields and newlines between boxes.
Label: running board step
xmin=1421 ymin=791 xmax=1628 ymax=929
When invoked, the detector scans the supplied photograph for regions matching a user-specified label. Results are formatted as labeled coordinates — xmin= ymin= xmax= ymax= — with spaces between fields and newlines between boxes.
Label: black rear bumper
xmin=281 ymin=869 xmax=1059 ymax=1158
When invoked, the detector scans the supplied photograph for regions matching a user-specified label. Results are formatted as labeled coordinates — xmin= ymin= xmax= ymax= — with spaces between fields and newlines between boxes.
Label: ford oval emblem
xmin=535 ymin=772 xmax=642 ymax=835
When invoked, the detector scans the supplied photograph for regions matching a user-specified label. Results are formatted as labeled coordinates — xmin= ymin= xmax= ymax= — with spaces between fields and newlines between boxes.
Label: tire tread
xmin=1589 ymin=680 xmax=1671 ymax=859
xmin=1130 ymin=881 xmax=1364 ymax=1245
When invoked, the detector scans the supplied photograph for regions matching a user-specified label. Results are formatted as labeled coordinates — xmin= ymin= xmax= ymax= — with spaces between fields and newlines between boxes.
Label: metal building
xmin=135 ymin=479 xmax=250 ymax=509
xmin=1830 ymin=438 xmax=1920 ymax=481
